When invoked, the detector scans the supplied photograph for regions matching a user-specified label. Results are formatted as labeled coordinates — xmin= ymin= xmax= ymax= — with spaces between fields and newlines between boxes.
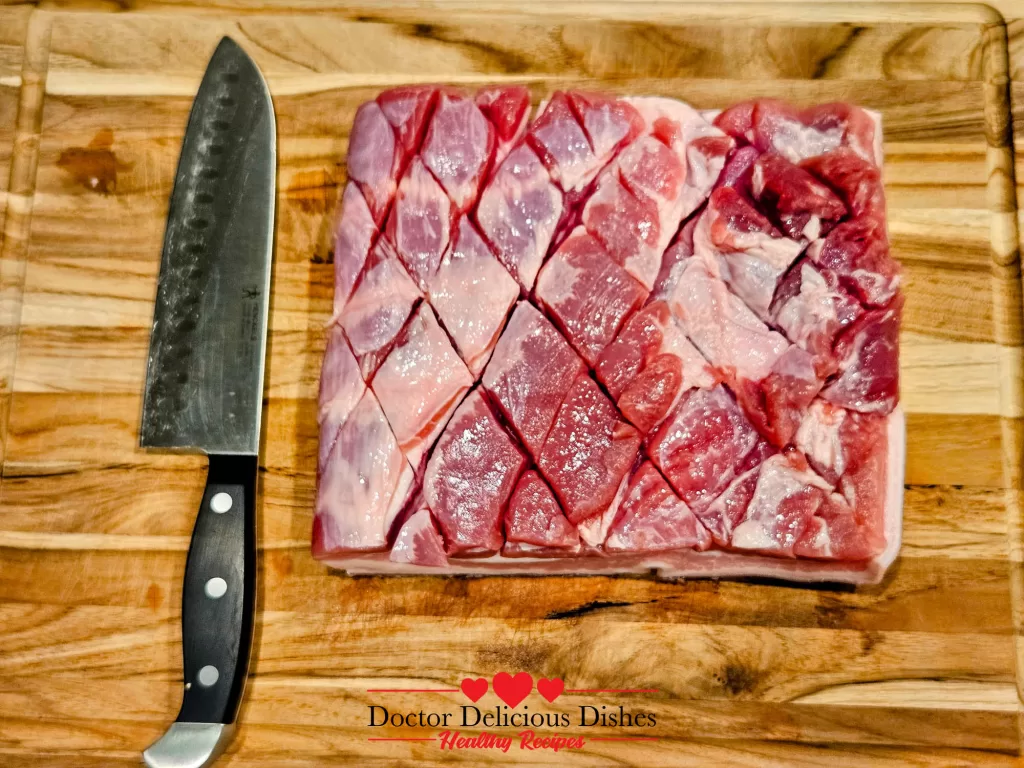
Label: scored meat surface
xmin=315 ymin=89 xmax=904 ymax=584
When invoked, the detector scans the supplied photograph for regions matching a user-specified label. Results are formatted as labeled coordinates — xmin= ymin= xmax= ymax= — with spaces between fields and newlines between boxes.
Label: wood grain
xmin=0 ymin=4 xmax=1022 ymax=767
xmin=0 ymin=7 xmax=38 ymax=470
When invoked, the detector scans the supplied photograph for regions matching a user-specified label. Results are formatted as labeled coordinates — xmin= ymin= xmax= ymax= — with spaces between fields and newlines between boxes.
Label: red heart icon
xmin=537 ymin=677 xmax=564 ymax=703
xmin=492 ymin=672 xmax=533 ymax=708
xmin=460 ymin=677 xmax=488 ymax=703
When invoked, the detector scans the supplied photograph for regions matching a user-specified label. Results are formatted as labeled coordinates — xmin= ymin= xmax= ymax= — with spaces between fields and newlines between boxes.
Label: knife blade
xmin=140 ymin=36 xmax=275 ymax=768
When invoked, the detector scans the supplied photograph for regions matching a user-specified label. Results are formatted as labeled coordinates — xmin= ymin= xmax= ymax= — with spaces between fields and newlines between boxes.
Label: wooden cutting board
xmin=1 ymin=3 xmax=1022 ymax=765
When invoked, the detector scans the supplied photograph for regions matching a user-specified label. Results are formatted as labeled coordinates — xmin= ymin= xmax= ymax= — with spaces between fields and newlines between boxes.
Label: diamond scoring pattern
xmin=315 ymin=90 xmax=902 ymax=577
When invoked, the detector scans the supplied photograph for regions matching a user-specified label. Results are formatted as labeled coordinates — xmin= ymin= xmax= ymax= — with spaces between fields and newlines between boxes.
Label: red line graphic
xmin=360 ymin=692 xmax=456 ymax=696
xmin=367 ymin=737 xmax=438 ymax=741
xmin=589 ymin=737 xmax=661 ymax=742
xmin=564 ymin=689 xmax=659 ymax=693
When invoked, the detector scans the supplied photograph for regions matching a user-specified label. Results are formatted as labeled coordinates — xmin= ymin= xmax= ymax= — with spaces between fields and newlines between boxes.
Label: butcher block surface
xmin=0 ymin=3 xmax=1023 ymax=766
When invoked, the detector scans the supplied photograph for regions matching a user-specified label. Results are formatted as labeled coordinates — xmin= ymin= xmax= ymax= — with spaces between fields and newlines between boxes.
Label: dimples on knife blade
xmin=140 ymin=39 xmax=275 ymax=455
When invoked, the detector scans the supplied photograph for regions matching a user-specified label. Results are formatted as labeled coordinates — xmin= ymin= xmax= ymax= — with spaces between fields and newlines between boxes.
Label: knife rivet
xmin=205 ymin=577 xmax=228 ymax=599
xmin=210 ymin=492 xmax=233 ymax=514
xmin=198 ymin=666 xmax=219 ymax=687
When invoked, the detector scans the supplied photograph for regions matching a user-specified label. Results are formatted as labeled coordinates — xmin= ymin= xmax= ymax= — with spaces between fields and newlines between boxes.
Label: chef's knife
xmin=140 ymin=36 xmax=275 ymax=768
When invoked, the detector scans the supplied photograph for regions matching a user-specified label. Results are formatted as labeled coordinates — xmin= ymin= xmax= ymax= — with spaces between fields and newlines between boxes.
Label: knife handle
xmin=176 ymin=452 xmax=258 ymax=725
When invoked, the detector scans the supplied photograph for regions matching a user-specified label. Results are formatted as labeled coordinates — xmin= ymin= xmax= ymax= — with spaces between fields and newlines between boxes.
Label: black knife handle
xmin=176 ymin=452 xmax=257 ymax=725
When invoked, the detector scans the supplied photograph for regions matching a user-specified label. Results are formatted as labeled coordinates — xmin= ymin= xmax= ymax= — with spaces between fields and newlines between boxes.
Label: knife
xmin=140 ymin=37 xmax=275 ymax=768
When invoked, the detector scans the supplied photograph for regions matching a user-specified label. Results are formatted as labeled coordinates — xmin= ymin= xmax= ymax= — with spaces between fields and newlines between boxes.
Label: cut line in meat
xmin=316 ymin=90 xmax=903 ymax=584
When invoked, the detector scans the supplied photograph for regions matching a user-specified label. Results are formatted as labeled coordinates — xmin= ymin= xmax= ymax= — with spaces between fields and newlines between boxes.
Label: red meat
xmin=424 ymin=389 xmax=526 ymax=555
xmin=535 ymin=228 xmax=648 ymax=366
xmin=481 ymin=302 xmax=586 ymax=459
xmin=318 ymin=91 xmax=903 ymax=583
xmin=538 ymin=373 xmax=642 ymax=524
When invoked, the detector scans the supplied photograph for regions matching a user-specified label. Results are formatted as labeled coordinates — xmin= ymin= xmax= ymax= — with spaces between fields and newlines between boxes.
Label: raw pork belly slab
xmin=315 ymin=90 xmax=904 ymax=584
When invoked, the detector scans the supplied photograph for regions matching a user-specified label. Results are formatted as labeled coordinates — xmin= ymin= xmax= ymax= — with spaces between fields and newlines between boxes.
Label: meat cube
xmin=792 ymin=402 xmax=889 ymax=561
xmin=378 ymin=86 xmax=437 ymax=155
xmin=313 ymin=390 xmax=415 ymax=554
xmin=714 ymin=145 xmax=760 ymax=195
xmin=332 ymin=182 xmax=377 ymax=316
xmin=579 ymin=98 xmax=729 ymax=292
xmin=317 ymin=326 xmax=367 ymax=471
xmin=668 ymin=256 xmax=789 ymax=384
xmin=714 ymin=99 xmax=880 ymax=166
xmin=482 ymin=302 xmax=586 ymax=458
xmin=771 ymin=260 xmax=862 ymax=377
xmin=577 ymin=469 xmax=633 ymax=548
xmin=688 ymin=135 xmax=735 ymax=197
xmin=628 ymin=96 xmax=721 ymax=149
xmin=612 ymin=136 xmax=688 ymax=290
xmin=527 ymin=92 xmax=605 ymax=192
xmin=730 ymin=453 xmax=833 ymax=556
xmin=339 ymin=239 xmax=422 ymax=379
xmin=822 ymin=300 xmax=901 ymax=415
xmin=618 ymin=135 xmax=685 ymax=208
xmin=699 ymin=462 xmax=764 ymax=547
xmin=800 ymin=147 xmax=885 ymax=224
xmin=807 ymin=219 xmax=900 ymax=307
xmin=476 ymin=85 xmax=532 ymax=166
xmin=538 ymin=373 xmax=642 ymax=524
xmin=476 ymin=144 xmax=563 ymax=290
xmin=346 ymin=100 xmax=401 ymax=224
xmin=421 ymin=92 xmax=496 ymax=211
xmin=582 ymin=174 xmax=662 ymax=290
xmin=693 ymin=187 xmax=804 ymax=320
xmin=734 ymin=345 xmax=824 ymax=447
xmin=793 ymin=491 xmax=879 ymax=561
xmin=373 ymin=304 xmax=473 ymax=467
xmin=390 ymin=507 xmax=448 ymax=567
xmin=597 ymin=301 xmax=676 ymax=400
xmin=834 ymin=415 xmax=889 ymax=557
xmin=713 ymin=100 xmax=755 ymax=144
xmin=752 ymin=152 xmax=847 ymax=240
xmin=651 ymin=214 xmax=699 ymax=301
xmin=424 ymin=389 xmax=527 ymax=555
xmin=666 ymin=252 xmax=823 ymax=446
xmin=801 ymin=103 xmax=881 ymax=166
xmin=648 ymin=385 xmax=765 ymax=513
xmin=505 ymin=470 xmax=580 ymax=551
xmin=535 ymin=228 xmax=648 ymax=366
xmin=796 ymin=399 xmax=880 ymax=485
xmin=625 ymin=96 xmax=732 ymax=215
xmin=567 ymin=91 xmax=644 ymax=161
xmin=605 ymin=462 xmax=711 ymax=553
xmin=429 ymin=216 xmax=519 ymax=375
xmin=794 ymin=400 xmax=846 ymax=485
xmin=386 ymin=157 xmax=452 ymax=289
xmin=319 ymin=325 xmax=365 ymax=426
xmin=596 ymin=301 xmax=715 ymax=434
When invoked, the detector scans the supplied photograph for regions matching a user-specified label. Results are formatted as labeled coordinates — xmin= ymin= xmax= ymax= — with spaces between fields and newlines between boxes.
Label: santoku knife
xmin=140 ymin=36 xmax=275 ymax=768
